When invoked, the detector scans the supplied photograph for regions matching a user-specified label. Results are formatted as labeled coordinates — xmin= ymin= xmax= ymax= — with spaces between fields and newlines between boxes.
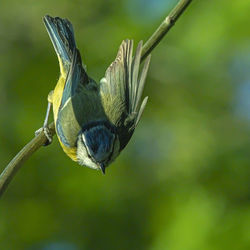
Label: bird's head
xmin=76 ymin=121 xmax=120 ymax=173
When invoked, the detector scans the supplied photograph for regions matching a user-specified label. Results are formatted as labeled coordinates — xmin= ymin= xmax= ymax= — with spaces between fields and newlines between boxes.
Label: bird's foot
xmin=35 ymin=126 xmax=53 ymax=146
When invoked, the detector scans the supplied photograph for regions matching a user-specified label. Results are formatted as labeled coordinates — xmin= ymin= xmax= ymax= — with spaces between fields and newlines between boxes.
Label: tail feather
xmin=43 ymin=15 xmax=77 ymax=74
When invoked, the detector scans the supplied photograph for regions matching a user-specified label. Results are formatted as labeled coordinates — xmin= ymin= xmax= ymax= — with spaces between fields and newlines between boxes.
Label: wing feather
xmin=131 ymin=41 xmax=142 ymax=112
xmin=134 ymin=55 xmax=151 ymax=112
xmin=56 ymin=49 xmax=104 ymax=148
xmin=100 ymin=39 xmax=151 ymax=149
xmin=60 ymin=49 xmax=89 ymax=109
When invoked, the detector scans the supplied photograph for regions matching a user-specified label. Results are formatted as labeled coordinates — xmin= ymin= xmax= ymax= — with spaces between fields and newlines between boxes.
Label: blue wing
xmin=60 ymin=49 xmax=90 ymax=109
xmin=43 ymin=15 xmax=76 ymax=74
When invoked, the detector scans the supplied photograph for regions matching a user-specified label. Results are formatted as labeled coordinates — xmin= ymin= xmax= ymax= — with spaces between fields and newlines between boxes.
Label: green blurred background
xmin=1 ymin=0 xmax=250 ymax=249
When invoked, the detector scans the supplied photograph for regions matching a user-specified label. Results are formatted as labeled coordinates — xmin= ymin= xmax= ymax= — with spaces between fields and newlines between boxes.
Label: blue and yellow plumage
xmin=41 ymin=15 xmax=151 ymax=173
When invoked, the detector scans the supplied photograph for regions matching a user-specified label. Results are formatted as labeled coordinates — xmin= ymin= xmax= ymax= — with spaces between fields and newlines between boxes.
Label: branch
xmin=141 ymin=0 xmax=192 ymax=61
xmin=0 ymin=123 xmax=55 ymax=197
xmin=0 ymin=0 xmax=192 ymax=197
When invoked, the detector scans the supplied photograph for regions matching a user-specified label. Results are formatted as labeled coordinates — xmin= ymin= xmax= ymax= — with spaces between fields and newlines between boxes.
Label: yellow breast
xmin=50 ymin=57 xmax=69 ymax=122
xmin=58 ymin=138 xmax=77 ymax=162
xmin=50 ymin=73 xmax=78 ymax=162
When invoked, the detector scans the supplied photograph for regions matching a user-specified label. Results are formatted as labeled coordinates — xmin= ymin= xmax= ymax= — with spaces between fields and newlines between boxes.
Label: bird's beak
xmin=100 ymin=163 xmax=106 ymax=175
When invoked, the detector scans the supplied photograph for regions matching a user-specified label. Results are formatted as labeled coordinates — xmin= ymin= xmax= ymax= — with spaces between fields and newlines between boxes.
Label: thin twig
xmin=0 ymin=0 xmax=192 ymax=197
xmin=141 ymin=0 xmax=192 ymax=61
xmin=0 ymin=123 xmax=55 ymax=197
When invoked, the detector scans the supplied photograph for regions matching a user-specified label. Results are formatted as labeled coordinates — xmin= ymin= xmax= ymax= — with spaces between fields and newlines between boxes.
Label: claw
xmin=35 ymin=126 xmax=53 ymax=146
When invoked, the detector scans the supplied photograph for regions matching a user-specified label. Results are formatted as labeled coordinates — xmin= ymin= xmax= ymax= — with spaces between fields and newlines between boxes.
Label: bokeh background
xmin=1 ymin=0 xmax=250 ymax=249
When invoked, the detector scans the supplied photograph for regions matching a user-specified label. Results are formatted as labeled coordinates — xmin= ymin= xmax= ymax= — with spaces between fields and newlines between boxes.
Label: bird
xmin=38 ymin=15 xmax=151 ymax=174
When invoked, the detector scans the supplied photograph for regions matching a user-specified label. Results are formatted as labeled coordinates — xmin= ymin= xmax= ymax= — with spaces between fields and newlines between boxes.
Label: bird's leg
xmin=35 ymin=91 xmax=54 ymax=146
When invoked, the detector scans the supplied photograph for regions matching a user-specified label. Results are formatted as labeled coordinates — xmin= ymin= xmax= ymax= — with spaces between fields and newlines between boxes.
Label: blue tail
xmin=43 ymin=15 xmax=77 ymax=72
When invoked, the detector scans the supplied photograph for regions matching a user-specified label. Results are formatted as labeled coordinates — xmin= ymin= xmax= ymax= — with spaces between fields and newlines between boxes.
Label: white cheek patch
xmin=76 ymin=138 xmax=99 ymax=170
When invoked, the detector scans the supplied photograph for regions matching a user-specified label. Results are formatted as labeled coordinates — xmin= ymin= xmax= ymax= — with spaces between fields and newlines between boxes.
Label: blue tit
xmin=41 ymin=15 xmax=151 ymax=174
